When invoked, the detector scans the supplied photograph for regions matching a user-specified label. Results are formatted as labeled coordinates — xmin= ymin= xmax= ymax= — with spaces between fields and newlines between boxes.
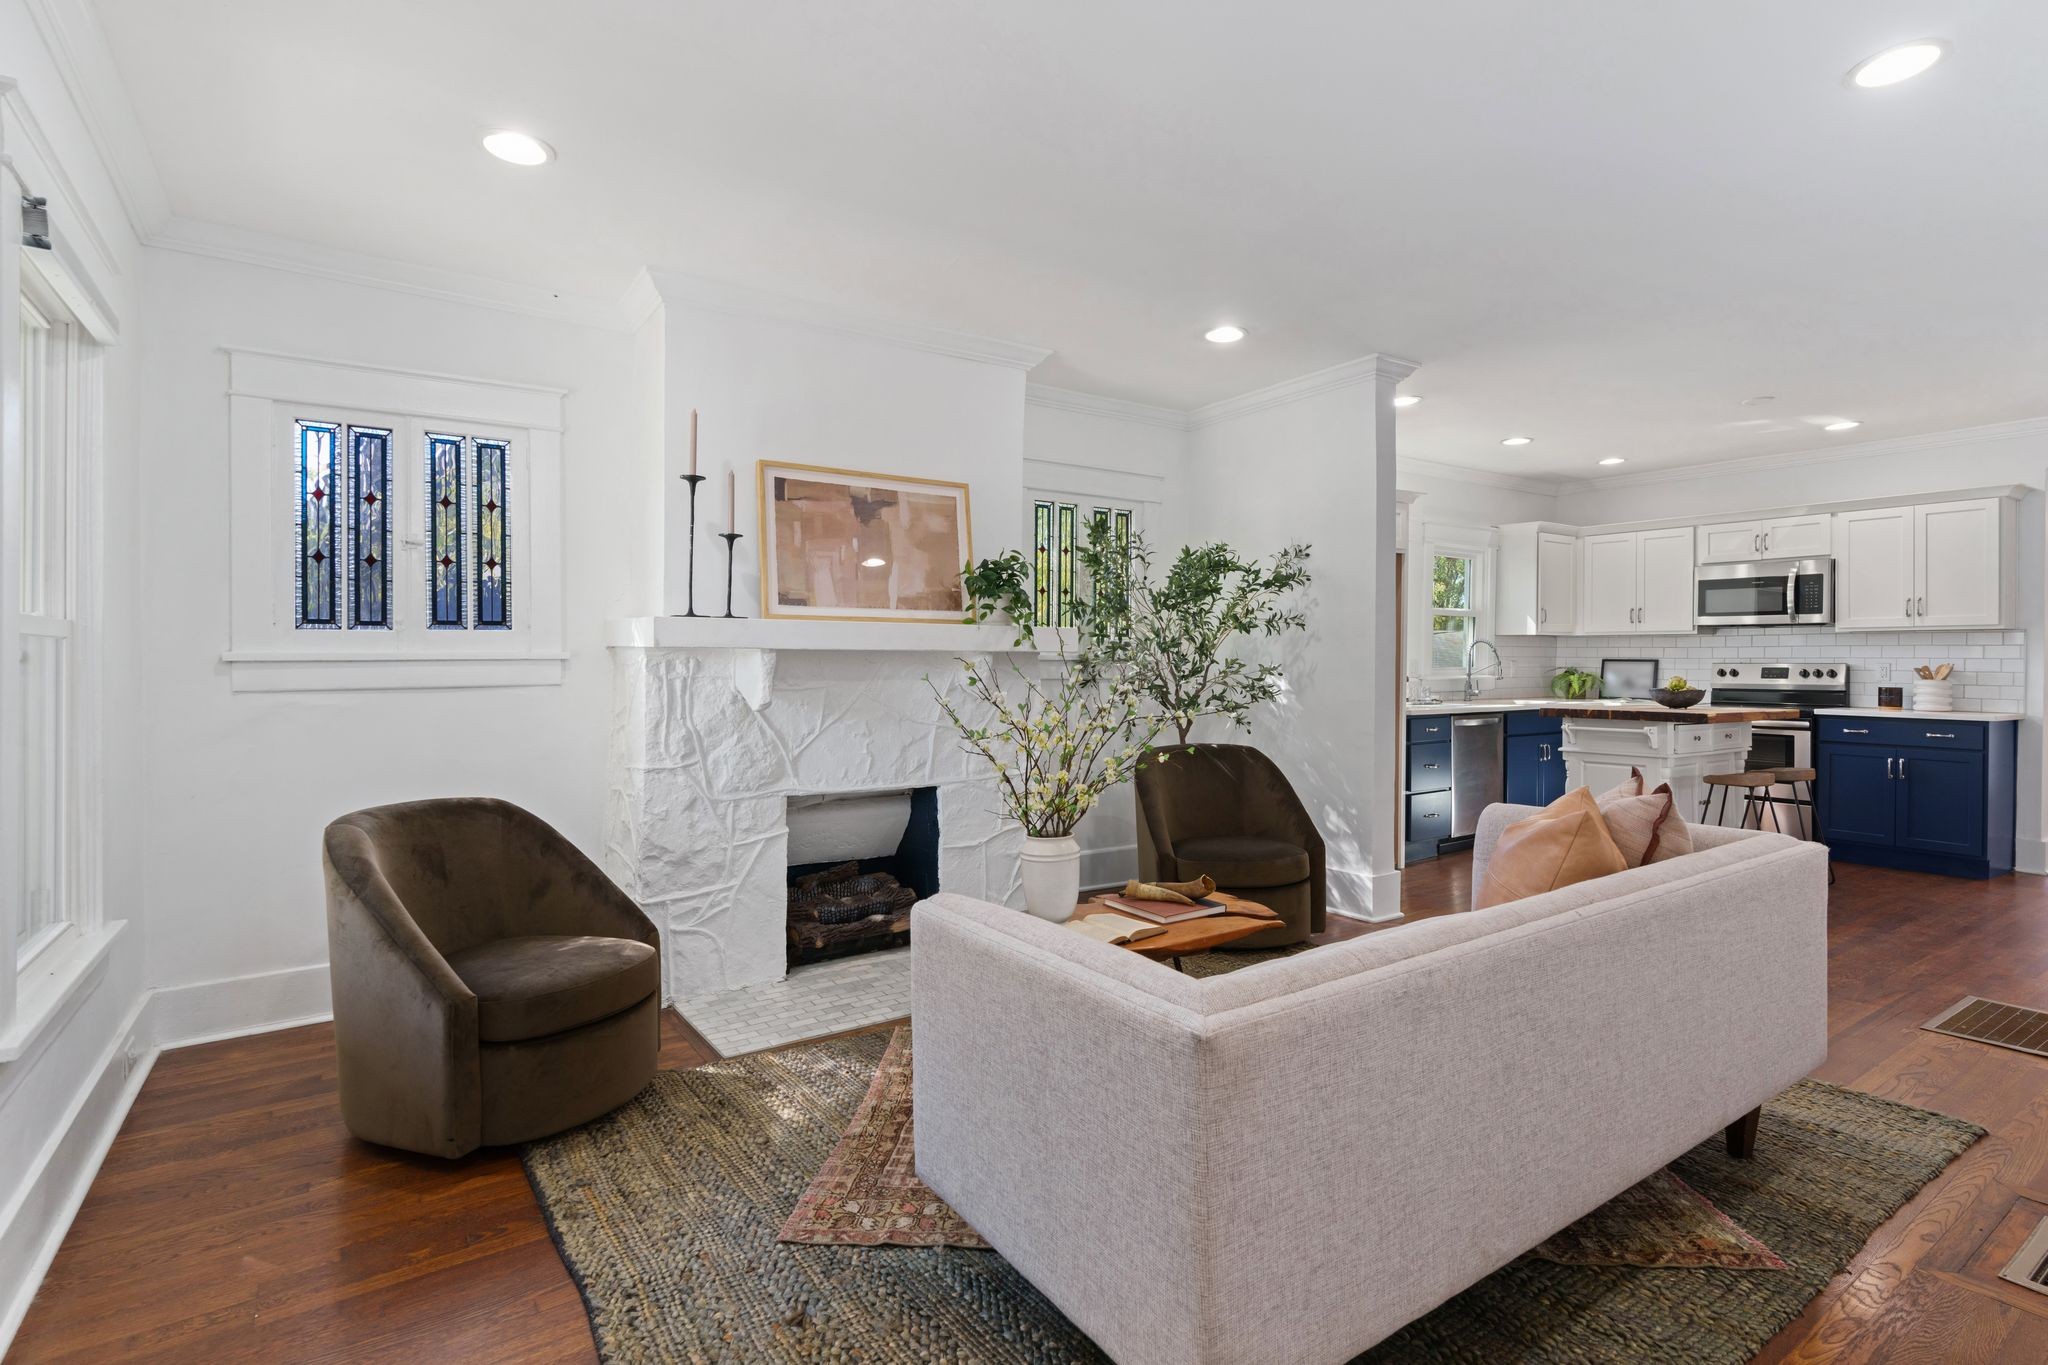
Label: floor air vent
xmin=1922 ymin=996 xmax=2048 ymax=1059
xmin=1999 ymin=1218 xmax=2048 ymax=1296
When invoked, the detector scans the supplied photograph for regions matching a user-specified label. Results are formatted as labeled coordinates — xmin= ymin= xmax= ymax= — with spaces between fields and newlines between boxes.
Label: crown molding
xmin=1024 ymin=384 xmax=1191 ymax=430
xmin=22 ymin=0 xmax=170 ymax=244
xmin=1395 ymin=456 xmax=1575 ymax=498
xmin=147 ymin=216 xmax=628 ymax=331
xmin=1577 ymin=415 xmax=2048 ymax=493
xmin=1189 ymin=353 xmax=1420 ymax=429
xmin=642 ymin=269 xmax=1053 ymax=371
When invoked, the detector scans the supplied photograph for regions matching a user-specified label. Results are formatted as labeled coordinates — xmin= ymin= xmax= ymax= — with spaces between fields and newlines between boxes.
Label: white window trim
xmin=0 ymin=136 xmax=122 ymax=1057
xmin=1413 ymin=521 xmax=1498 ymax=683
xmin=223 ymin=349 xmax=568 ymax=691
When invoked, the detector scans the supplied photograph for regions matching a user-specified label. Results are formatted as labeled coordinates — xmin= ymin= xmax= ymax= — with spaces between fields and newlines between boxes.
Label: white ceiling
xmin=90 ymin=0 xmax=2048 ymax=478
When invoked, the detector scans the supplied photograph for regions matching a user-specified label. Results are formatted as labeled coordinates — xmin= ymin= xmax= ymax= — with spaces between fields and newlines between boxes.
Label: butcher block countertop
xmin=1539 ymin=703 xmax=1801 ymax=724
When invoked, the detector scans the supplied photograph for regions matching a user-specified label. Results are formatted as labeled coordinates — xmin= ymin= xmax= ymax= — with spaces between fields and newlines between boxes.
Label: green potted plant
xmin=1080 ymin=524 xmax=1312 ymax=746
xmin=1551 ymin=666 xmax=1601 ymax=700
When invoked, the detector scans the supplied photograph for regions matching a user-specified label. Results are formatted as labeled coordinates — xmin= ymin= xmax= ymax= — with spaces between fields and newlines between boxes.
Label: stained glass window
xmin=348 ymin=426 xmax=392 ymax=629
xmin=295 ymin=421 xmax=340 ymax=628
xmin=427 ymin=433 xmax=466 ymax=628
xmin=475 ymin=439 xmax=510 ymax=629
xmin=1028 ymin=499 xmax=1122 ymax=628
xmin=1032 ymin=501 xmax=1052 ymax=625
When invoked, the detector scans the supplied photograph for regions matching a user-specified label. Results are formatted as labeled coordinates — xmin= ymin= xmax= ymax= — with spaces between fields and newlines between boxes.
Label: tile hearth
xmin=674 ymin=947 xmax=911 ymax=1056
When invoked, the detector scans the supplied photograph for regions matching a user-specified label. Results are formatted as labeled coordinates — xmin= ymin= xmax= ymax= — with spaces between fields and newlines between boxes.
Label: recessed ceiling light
xmin=1501 ymin=436 xmax=1533 ymax=447
xmin=1391 ymin=394 xmax=1421 ymax=408
xmin=1847 ymin=40 xmax=1947 ymax=89
xmin=482 ymin=130 xmax=554 ymax=166
xmin=1599 ymin=457 xmax=1627 ymax=466
xmin=860 ymin=556 xmax=888 ymax=568
xmin=1823 ymin=419 xmax=1862 ymax=432
xmin=1204 ymin=324 xmax=1246 ymax=344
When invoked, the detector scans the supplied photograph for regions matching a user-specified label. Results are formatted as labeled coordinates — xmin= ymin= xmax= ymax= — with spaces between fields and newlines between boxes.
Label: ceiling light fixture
xmin=860 ymin=556 xmax=888 ymax=568
xmin=1501 ymin=436 xmax=1533 ymax=447
xmin=1823 ymin=419 xmax=1862 ymax=432
xmin=1204 ymin=324 xmax=1246 ymax=344
xmin=482 ymin=130 xmax=555 ymax=166
xmin=1599 ymin=457 xmax=1626 ymax=466
xmin=1847 ymin=40 xmax=1947 ymax=89
xmin=1392 ymin=394 xmax=1421 ymax=408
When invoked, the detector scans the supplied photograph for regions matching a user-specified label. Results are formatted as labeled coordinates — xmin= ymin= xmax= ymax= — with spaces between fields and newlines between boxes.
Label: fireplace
xmin=785 ymin=788 xmax=940 ymax=967
xmin=606 ymin=633 xmax=1028 ymax=1000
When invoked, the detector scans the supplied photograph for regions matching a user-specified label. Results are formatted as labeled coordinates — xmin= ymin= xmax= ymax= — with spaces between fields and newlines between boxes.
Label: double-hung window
xmin=1415 ymin=523 xmax=1497 ymax=681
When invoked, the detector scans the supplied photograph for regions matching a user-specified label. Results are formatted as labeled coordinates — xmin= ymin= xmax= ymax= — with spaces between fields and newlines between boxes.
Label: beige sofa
xmin=911 ymin=808 xmax=1829 ymax=1365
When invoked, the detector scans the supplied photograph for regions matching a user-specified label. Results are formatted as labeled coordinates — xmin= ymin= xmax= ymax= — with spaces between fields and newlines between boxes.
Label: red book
xmin=1096 ymin=895 xmax=1228 ymax=925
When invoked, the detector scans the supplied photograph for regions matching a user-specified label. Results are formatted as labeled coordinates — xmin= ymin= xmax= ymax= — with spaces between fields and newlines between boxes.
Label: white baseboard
xmin=1078 ymin=841 xmax=1138 ymax=890
xmin=2019 ymin=837 xmax=2047 ymax=876
xmin=0 ymin=995 xmax=155 ymax=1358
xmin=150 ymin=963 xmax=332 ymax=1050
xmin=1329 ymin=865 xmax=1406 ymax=923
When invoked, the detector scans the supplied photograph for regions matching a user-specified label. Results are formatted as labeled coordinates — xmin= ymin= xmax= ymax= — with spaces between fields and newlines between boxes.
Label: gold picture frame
xmin=757 ymin=461 xmax=974 ymax=623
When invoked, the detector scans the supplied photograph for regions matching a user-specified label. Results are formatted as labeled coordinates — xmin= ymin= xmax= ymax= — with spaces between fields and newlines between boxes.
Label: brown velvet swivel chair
xmin=1134 ymin=744 xmax=1326 ymax=949
xmin=322 ymin=798 xmax=660 ymax=1158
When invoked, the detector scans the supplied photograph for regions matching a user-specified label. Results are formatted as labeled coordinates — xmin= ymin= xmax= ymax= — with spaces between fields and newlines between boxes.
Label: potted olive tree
xmin=932 ymin=551 xmax=1164 ymax=918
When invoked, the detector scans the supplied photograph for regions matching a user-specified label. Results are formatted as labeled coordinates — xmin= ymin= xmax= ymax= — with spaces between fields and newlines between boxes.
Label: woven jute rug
xmin=525 ymin=1031 xmax=1980 ymax=1364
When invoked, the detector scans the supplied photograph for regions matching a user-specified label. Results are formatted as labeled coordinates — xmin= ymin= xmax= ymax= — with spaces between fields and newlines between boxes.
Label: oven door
xmin=1737 ymin=721 xmax=1812 ymax=833
xmin=1695 ymin=559 xmax=1832 ymax=627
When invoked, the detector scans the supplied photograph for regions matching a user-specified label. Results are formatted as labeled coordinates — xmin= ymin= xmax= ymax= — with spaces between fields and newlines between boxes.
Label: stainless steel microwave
xmin=1695 ymin=558 xmax=1832 ymax=627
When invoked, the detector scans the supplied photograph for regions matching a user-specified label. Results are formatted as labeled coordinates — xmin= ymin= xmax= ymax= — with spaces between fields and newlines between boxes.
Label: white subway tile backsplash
xmin=1529 ymin=626 xmax=2029 ymax=709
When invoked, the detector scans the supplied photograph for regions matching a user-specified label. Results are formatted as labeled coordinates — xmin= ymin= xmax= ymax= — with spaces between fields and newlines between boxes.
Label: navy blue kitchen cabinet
xmin=1504 ymin=712 xmax=1566 ymax=807
xmin=1817 ymin=716 xmax=2015 ymax=878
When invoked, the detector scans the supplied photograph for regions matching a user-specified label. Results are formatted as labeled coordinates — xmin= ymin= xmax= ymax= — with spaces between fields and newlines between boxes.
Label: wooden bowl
xmin=1653 ymin=686 xmax=1705 ymax=709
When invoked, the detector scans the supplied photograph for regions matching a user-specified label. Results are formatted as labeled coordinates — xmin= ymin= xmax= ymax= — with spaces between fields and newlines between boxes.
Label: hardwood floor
xmin=13 ymin=856 xmax=2048 ymax=1363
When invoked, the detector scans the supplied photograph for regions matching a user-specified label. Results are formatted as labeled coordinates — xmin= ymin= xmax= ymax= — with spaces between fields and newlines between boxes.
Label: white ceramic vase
xmin=1018 ymin=834 xmax=1082 ymax=921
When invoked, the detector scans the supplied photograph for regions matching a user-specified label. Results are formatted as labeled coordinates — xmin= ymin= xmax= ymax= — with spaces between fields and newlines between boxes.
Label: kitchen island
xmin=1539 ymin=703 xmax=1800 ymax=821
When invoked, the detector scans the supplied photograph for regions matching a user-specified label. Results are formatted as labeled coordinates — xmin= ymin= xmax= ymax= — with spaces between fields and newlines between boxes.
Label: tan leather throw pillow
xmin=1476 ymin=788 xmax=1629 ymax=909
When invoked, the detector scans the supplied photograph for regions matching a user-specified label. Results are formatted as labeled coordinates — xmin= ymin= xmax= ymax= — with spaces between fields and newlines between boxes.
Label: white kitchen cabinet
xmin=1495 ymin=522 xmax=1578 ymax=634
xmin=1638 ymin=527 xmax=1697 ymax=632
xmin=1836 ymin=497 xmax=2013 ymax=631
xmin=1696 ymin=514 xmax=1831 ymax=564
xmin=1915 ymin=498 xmax=2008 ymax=628
xmin=1579 ymin=527 xmax=1695 ymax=634
xmin=1834 ymin=507 xmax=1912 ymax=629
xmin=1581 ymin=532 xmax=1640 ymax=633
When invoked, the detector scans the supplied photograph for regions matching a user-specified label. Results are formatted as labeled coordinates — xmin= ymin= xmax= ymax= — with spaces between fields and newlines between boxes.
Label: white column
xmin=1358 ymin=355 xmax=1418 ymax=920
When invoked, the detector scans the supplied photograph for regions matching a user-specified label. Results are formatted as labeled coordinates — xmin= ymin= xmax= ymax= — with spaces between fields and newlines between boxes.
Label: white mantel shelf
xmin=607 ymin=616 xmax=1049 ymax=653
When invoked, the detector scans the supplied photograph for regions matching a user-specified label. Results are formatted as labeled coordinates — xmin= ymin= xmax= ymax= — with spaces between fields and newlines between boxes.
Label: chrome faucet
xmin=1463 ymin=639 xmax=1504 ymax=701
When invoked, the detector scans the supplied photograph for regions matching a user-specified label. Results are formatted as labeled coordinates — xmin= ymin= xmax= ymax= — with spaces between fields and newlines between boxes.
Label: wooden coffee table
xmin=1069 ymin=892 xmax=1281 ymax=970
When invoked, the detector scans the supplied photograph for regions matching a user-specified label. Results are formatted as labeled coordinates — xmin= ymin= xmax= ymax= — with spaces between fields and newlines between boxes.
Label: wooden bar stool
xmin=1699 ymin=770 xmax=1778 ymax=829
xmin=1759 ymin=766 xmax=1834 ymax=885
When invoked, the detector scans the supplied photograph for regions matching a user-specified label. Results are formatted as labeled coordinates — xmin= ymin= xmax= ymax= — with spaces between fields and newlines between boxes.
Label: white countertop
xmin=1405 ymin=697 xmax=1679 ymax=717
xmin=1816 ymin=707 xmax=2025 ymax=723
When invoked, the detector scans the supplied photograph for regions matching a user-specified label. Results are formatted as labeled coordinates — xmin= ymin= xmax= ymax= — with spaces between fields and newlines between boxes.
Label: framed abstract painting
xmin=758 ymin=462 xmax=973 ymax=622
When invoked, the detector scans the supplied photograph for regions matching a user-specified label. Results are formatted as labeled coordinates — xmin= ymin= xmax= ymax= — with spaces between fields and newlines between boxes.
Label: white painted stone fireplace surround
xmin=605 ymin=617 xmax=1032 ymax=999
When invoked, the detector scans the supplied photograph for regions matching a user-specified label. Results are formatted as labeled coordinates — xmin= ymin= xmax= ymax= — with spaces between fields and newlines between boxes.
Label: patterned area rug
xmin=525 ymin=1032 xmax=1981 ymax=1364
xmin=777 ymin=1028 xmax=985 ymax=1247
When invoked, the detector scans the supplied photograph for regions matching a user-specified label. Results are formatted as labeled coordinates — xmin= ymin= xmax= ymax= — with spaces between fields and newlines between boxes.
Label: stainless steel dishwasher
xmin=1450 ymin=714 xmax=1504 ymax=841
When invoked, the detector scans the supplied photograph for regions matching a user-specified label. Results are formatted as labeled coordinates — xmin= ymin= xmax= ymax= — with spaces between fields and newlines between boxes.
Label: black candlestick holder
xmin=678 ymin=474 xmax=706 ymax=616
xmin=720 ymin=532 xmax=745 ymax=618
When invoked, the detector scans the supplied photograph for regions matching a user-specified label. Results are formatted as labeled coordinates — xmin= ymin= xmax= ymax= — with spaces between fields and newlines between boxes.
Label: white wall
xmin=1397 ymin=463 xmax=1562 ymax=702
xmin=0 ymin=2 xmax=149 ymax=1345
xmin=1023 ymin=389 xmax=1188 ymax=885
xmin=1183 ymin=360 xmax=1408 ymax=919
xmin=652 ymin=282 xmax=1032 ymax=617
xmin=136 ymin=249 xmax=646 ymax=1003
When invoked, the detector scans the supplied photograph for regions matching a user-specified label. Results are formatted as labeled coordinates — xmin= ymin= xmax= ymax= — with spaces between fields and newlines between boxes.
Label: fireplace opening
xmin=785 ymin=787 xmax=939 ymax=968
